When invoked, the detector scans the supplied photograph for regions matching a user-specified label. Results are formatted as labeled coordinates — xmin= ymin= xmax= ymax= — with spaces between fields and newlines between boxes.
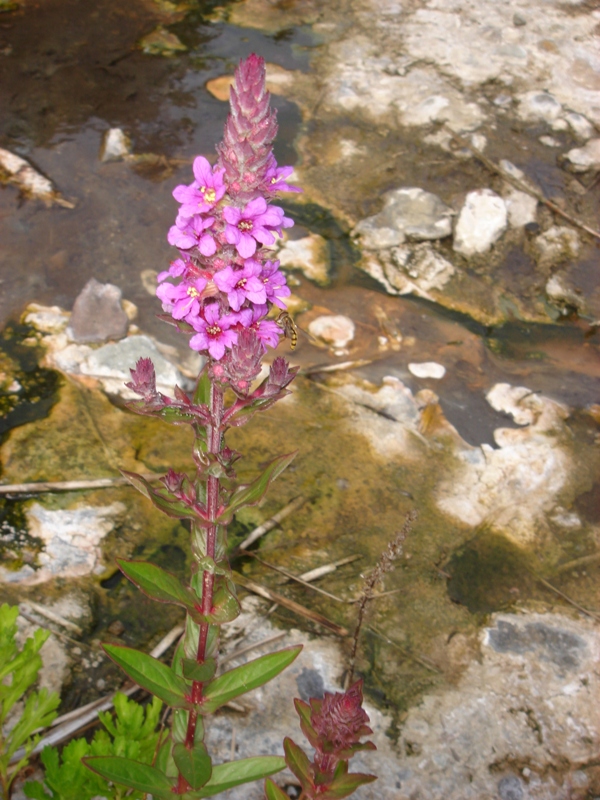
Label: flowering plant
xmin=82 ymin=54 xmax=374 ymax=799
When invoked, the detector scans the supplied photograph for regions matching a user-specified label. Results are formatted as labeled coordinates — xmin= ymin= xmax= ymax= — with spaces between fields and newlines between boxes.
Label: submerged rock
xmin=138 ymin=25 xmax=186 ymax=56
xmin=99 ymin=128 xmax=132 ymax=162
xmin=408 ymin=362 xmax=446 ymax=380
xmin=437 ymin=383 xmax=571 ymax=545
xmin=517 ymin=91 xmax=563 ymax=124
xmin=453 ymin=189 xmax=508 ymax=257
xmin=0 ymin=148 xmax=72 ymax=207
xmin=276 ymin=233 xmax=331 ymax=286
xmin=0 ymin=503 xmax=125 ymax=585
xmin=68 ymin=278 xmax=130 ymax=343
xmin=307 ymin=315 xmax=355 ymax=351
xmin=353 ymin=187 xmax=454 ymax=249
xmin=533 ymin=226 xmax=580 ymax=269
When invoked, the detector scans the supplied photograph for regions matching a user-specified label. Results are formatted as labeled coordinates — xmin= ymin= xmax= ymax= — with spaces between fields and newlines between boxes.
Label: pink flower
xmin=156 ymin=276 xmax=208 ymax=321
xmin=168 ymin=214 xmax=217 ymax=256
xmin=237 ymin=304 xmax=281 ymax=350
xmin=189 ymin=303 xmax=238 ymax=360
xmin=173 ymin=156 xmax=226 ymax=218
xmin=157 ymin=257 xmax=190 ymax=282
xmin=264 ymin=158 xmax=302 ymax=194
xmin=213 ymin=260 xmax=267 ymax=311
xmin=261 ymin=259 xmax=291 ymax=309
xmin=223 ymin=197 xmax=292 ymax=258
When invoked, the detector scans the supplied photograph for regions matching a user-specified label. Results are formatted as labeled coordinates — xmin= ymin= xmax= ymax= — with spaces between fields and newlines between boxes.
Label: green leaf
xmin=23 ymin=781 xmax=53 ymax=800
xmin=216 ymin=452 xmax=297 ymax=524
xmin=209 ymin=576 xmax=241 ymax=623
xmin=319 ymin=771 xmax=377 ymax=799
xmin=265 ymin=777 xmax=291 ymax=800
xmin=117 ymin=559 xmax=199 ymax=612
xmin=284 ymin=738 xmax=314 ymax=792
xmin=103 ymin=644 xmax=191 ymax=709
xmin=194 ymin=367 xmax=212 ymax=406
xmin=173 ymin=742 xmax=212 ymax=790
xmin=121 ymin=471 xmax=200 ymax=521
xmin=83 ymin=756 xmax=175 ymax=799
xmin=187 ymin=756 xmax=286 ymax=797
xmin=182 ymin=658 xmax=216 ymax=683
xmin=201 ymin=646 xmax=302 ymax=714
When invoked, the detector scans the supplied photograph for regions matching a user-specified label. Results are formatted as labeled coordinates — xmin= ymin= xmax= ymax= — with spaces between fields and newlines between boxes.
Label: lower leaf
xmin=173 ymin=742 xmax=212 ymax=790
xmin=265 ymin=777 xmax=291 ymax=800
xmin=83 ymin=756 xmax=176 ymax=799
xmin=186 ymin=755 xmax=286 ymax=797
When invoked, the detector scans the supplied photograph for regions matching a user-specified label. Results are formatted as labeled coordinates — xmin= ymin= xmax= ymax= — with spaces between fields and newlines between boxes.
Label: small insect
xmin=276 ymin=311 xmax=298 ymax=350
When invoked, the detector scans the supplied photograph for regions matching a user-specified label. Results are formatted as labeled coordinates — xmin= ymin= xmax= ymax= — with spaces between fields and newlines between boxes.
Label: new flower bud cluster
xmin=158 ymin=54 xmax=300 ymax=363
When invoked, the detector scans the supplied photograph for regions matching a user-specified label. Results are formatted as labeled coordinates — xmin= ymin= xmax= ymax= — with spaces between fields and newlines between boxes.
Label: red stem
xmin=177 ymin=382 xmax=224 ymax=791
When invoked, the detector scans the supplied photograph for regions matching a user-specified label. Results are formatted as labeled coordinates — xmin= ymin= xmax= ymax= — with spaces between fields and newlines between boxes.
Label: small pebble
xmin=513 ymin=13 xmax=526 ymax=26
xmin=107 ymin=619 xmax=125 ymax=636
xmin=408 ymin=362 xmax=446 ymax=380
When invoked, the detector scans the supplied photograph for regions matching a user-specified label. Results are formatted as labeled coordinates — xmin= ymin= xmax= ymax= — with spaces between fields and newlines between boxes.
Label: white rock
xmin=99 ymin=128 xmax=132 ymax=162
xmin=0 ymin=147 xmax=55 ymax=200
xmin=533 ymin=226 xmax=580 ymax=268
xmin=0 ymin=503 xmax=125 ymax=585
xmin=50 ymin=334 xmax=189 ymax=399
xmin=391 ymin=243 xmax=456 ymax=292
xmin=564 ymin=111 xmax=595 ymax=141
xmin=503 ymin=189 xmax=538 ymax=227
xmin=276 ymin=234 xmax=330 ymax=285
xmin=453 ymin=189 xmax=507 ymax=257
xmin=518 ymin=91 xmax=564 ymax=123
xmin=308 ymin=315 xmax=355 ymax=350
xmin=564 ymin=138 xmax=600 ymax=172
xmin=396 ymin=612 xmax=600 ymax=800
xmin=437 ymin=384 xmax=570 ymax=544
xmin=545 ymin=274 xmax=584 ymax=313
xmin=24 ymin=304 xmax=70 ymax=334
xmin=354 ymin=187 xmax=454 ymax=249
xmin=539 ymin=134 xmax=561 ymax=147
xmin=408 ymin=362 xmax=446 ymax=379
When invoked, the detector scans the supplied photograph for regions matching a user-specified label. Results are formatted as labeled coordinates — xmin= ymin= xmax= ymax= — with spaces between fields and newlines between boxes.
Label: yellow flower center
xmin=201 ymin=187 xmax=216 ymax=204
xmin=206 ymin=324 xmax=221 ymax=336
xmin=236 ymin=278 xmax=247 ymax=288
xmin=239 ymin=220 xmax=253 ymax=231
xmin=187 ymin=287 xmax=201 ymax=298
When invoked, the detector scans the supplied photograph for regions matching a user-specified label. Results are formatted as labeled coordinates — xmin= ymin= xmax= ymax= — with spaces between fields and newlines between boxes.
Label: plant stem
xmin=177 ymin=381 xmax=225 ymax=790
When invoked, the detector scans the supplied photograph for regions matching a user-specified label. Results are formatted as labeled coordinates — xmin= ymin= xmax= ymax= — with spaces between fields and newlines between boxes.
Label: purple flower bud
xmin=126 ymin=358 xmax=158 ymax=401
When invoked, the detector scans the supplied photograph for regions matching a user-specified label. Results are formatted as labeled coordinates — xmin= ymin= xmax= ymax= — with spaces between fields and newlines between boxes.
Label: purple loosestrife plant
xmin=265 ymin=680 xmax=376 ymax=800
xmin=83 ymin=54 xmax=303 ymax=799
xmin=83 ymin=54 xmax=374 ymax=800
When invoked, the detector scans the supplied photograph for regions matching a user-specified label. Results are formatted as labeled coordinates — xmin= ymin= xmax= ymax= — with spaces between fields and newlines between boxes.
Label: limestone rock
xmin=518 ymin=91 xmax=563 ymax=123
xmin=453 ymin=190 xmax=507 ymax=256
xmin=545 ymin=274 xmax=585 ymax=314
xmin=564 ymin=138 xmax=600 ymax=172
xmin=437 ymin=384 xmax=570 ymax=545
xmin=307 ymin=315 xmax=355 ymax=351
xmin=533 ymin=226 xmax=580 ymax=269
xmin=0 ymin=147 xmax=62 ymax=205
xmin=0 ymin=503 xmax=125 ymax=585
xmin=276 ymin=233 xmax=331 ymax=286
xmin=564 ymin=112 xmax=595 ymax=141
xmin=397 ymin=612 xmax=600 ymax=800
xmin=353 ymin=187 xmax=454 ymax=250
xmin=504 ymin=188 xmax=538 ymax=228
xmin=408 ymin=362 xmax=446 ymax=380
xmin=68 ymin=279 xmax=129 ymax=344
xmin=74 ymin=334 xmax=189 ymax=399
xmin=390 ymin=243 xmax=456 ymax=292
xmin=139 ymin=25 xmax=186 ymax=56
xmin=99 ymin=128 xmax=132 ymax=162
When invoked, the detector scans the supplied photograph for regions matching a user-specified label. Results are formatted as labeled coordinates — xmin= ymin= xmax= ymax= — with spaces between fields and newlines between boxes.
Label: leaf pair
xmin=117 ymin=559 xmax=239 ymax=625
xmin=85 ymin=754 xmax=286 ymax=799
xmin=103 ymin=643 xmax=302 ymax=715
